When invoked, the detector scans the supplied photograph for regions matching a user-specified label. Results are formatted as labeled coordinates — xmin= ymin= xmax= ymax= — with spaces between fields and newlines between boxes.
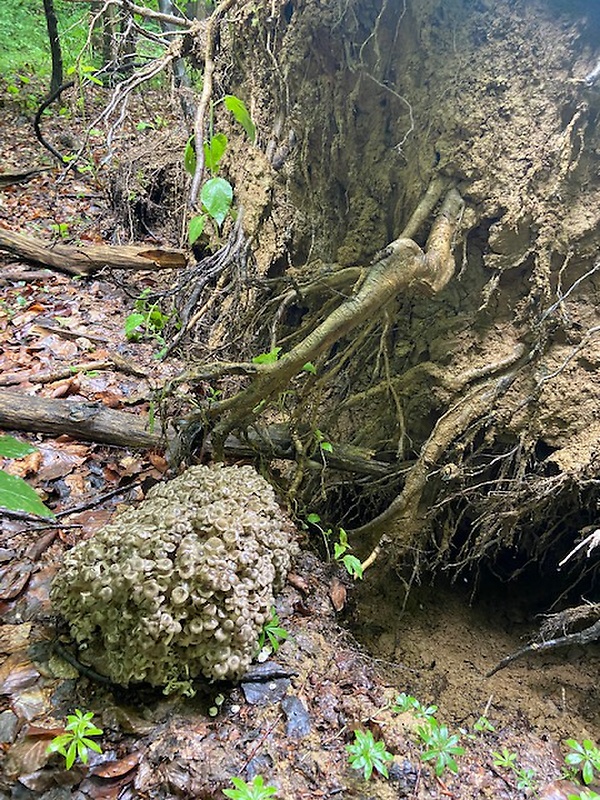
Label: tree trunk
xmin=42 ymin=0 xmax=63 ymax=95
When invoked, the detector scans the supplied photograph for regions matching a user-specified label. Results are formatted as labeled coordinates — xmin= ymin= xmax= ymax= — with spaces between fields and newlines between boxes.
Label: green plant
xmin=473 ymin=715 xmax=496 ymax=733
xmin=223 ymin=775 xmax=278 ymax=799
xmin=565 ymin=739 xmax=600 ymax=786
xmin=50 ymin=222 xmax=69 ymax=238
xmin=492 ymin=747 xmax=537 ymax=793
xmin=346 ymin=729 xmax=393 ymax=780
xmin=392 ymin=693 xmax=437 ymax=720
xmin=124 ymin=290 xmax=177 ymax=356
xmin=46 ymin=709 xmax=103 ymax=770
xmin=252 ymin=346 xmax=282 ymax=365
xmin=257 ymin=607 xmax=289 ymax=654
xmin=568 ymin=791 xmax=600 ymax=800
xmin=417 ymin=719 xmax=464 ymax=777
xmin=306 ymin=513 xmax=364 ymax=579
xmin=185 ymin=94 xmax=255 ymax=243
xmin=0 ymin=435 xmax=54 ymax=518
xmin=314 ymin=428 xmax=333 ymax=454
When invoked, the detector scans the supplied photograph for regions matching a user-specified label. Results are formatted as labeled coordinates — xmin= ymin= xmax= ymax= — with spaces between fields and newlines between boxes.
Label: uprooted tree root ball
xmin=51 ymin=464 xmax=298 ymax=688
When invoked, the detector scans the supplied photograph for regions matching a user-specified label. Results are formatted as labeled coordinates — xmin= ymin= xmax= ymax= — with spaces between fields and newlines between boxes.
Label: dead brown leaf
xmin=90 ymin=753 xmax=140 ymax=779
xmin=0 ymin=560 xmax=33 ymax=600
xmin=0 ymin=623 xmax=32 ymax=654
xmin=147 ymin=452 xmax=169 ymax=473
xmin=3 ymin=450 xmax=42 ymax=479
xmin=0 ymin=651 xmax=40 ymax=695
xmin=37 ymin=444 xmax=87 ymax=481
xmin=3 ymin=738 xmax=52 ymax=780
xmin=329 ymin=578 xmax=347 ymax=612
xmin=13 ymin=685 xmax=54 ymax=722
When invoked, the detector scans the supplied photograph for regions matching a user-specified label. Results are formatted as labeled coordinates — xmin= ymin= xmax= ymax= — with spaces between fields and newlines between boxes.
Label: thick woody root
xmin=188 ymin=186 xmax=464 ymax=443
xmin=352 ymin=348 xmax=528 ymax=569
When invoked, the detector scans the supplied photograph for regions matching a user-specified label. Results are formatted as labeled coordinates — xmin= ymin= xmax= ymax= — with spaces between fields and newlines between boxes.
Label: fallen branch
xmin=0 ymin=228 xmax=187 ymax=276
xmin=486 ymin=618 xmax=600 ymax=677
xmin=0 ymin=389 xmax=161 ymax=449
xmin=0 ymin=390 xmax=391 ymax=476
xmin=0 ymin=168 xmax=51 ymax=188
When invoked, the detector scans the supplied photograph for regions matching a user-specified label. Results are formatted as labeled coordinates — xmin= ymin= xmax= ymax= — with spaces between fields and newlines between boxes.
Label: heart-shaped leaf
xmin=201 ymin=177 xmax=233 ymax=227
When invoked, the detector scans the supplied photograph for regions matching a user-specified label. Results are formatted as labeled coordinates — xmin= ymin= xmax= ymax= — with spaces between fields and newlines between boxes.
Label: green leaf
xmin=333 ymin=542 xmax=346 ymax=560
xmin=65 ymin=740 xmax=77 ymax=770
xmin=0 ymin=435 xmax=37 ymax=458
xmin=188 ymin=214 xmax=206 ymax=245
xmin=204 ymin=132 xmax=228 ymax=173
xmin=124 ymin=312 xmax=145 ymax=341
xmin=306 ymin=513 xmax=321 ymax=524
xmin=0 ymin=469 xmax=54 ymax=517
xmin=343 ymin=554 xmax=364 ymax=579
xmin=320 ymin=441 xmax=333 ymax=453
xmin=224 ymin=95 xmax=256 ymax=143
xmin=184 ymin=136 xmax=196 ymax=175
xmin=201 ymin=177 xmax=233 ymax=226
xmin=302 ymin=362 xmax=316 ymax=374
xmin=252 ymin=347 xmax=282 ymax=364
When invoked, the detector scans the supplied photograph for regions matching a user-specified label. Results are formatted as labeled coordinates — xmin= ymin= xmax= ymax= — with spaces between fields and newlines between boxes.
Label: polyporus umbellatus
xmin=51 ymin=464 xmax=297 ymax=688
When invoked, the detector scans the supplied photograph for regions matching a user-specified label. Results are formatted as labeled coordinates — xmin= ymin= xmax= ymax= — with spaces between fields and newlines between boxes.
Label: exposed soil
xmin=1 ymin=0 xmax=600 ymax=797
xmin=353 ymin=575 xmax=600 ymax=743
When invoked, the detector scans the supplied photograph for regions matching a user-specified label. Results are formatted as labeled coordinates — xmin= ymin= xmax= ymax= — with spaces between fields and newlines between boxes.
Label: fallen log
xmin=0 ymin=390 xmax=395 ymax=477
xmin=0 ymin=228 xmax=188 ymax=277
xmin=0 ymin=389 xmax=161 ymax=449
xmin=0 ymin=168 xmax=51 ymax=188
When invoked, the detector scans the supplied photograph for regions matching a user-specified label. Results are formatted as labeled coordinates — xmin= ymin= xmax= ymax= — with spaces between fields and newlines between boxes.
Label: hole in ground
xmin=347 ymin=566 xmax=600 ymax=742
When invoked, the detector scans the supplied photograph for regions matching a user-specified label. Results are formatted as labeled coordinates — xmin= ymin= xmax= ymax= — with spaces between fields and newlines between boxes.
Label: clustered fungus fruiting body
xmin=51 ymin=464 xmax=297 ymax=687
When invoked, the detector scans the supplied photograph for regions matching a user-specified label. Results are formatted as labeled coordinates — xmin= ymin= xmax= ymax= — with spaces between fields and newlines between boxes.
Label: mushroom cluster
xmin=51 ymin=464 xmax=297 ymax=687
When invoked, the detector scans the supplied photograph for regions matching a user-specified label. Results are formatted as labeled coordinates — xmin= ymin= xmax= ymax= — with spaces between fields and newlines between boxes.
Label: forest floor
xmin=0 ymin=92 xmax=599 ymax=800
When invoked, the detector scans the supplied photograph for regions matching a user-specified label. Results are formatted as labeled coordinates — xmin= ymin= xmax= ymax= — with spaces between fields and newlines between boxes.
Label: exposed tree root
xmin=487 ymin=603 xmax=600 ymax=677
xmin=352 ymin=350 xmax=528 ymax=558
xmin=179 ymin=185 xmax=465 ymax=447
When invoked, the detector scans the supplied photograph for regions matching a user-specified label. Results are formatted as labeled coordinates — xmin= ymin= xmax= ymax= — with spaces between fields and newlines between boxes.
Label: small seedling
xmin=223 ymin=775 xmax=278 ymax=799
xmin=473 ymin=715 xmax=496 ymax=733
xmin=417 ymin=719 xmax=464 ymax=777
xmin=315 ymin=428 xmax=333 ymax=454
xmin=47 ymin=709 xmax=103 ymax=770
xmin=208 ymin=692 xmax=225 ymax=717
xmin=492 ymin=748 xmax=538 ymax=793
xmin=333 ymin=528 xmax=363 ymax=579
xmin=565 ymin=739 xmax=600 ymax=786
xmin=50 ymin=222 xmax=69 ymax=238
xmin=124 ymin=289 xmax=177 ymax=354
xmin=257 ymin=607 xmax=289 ymax=654
xmin=346 ymin=729 xmax=393 ymax=780
xmin=393 ymin=692 xmax=437 ymax=720
xmin=306 ymin=514 xmax=363 ymax=579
